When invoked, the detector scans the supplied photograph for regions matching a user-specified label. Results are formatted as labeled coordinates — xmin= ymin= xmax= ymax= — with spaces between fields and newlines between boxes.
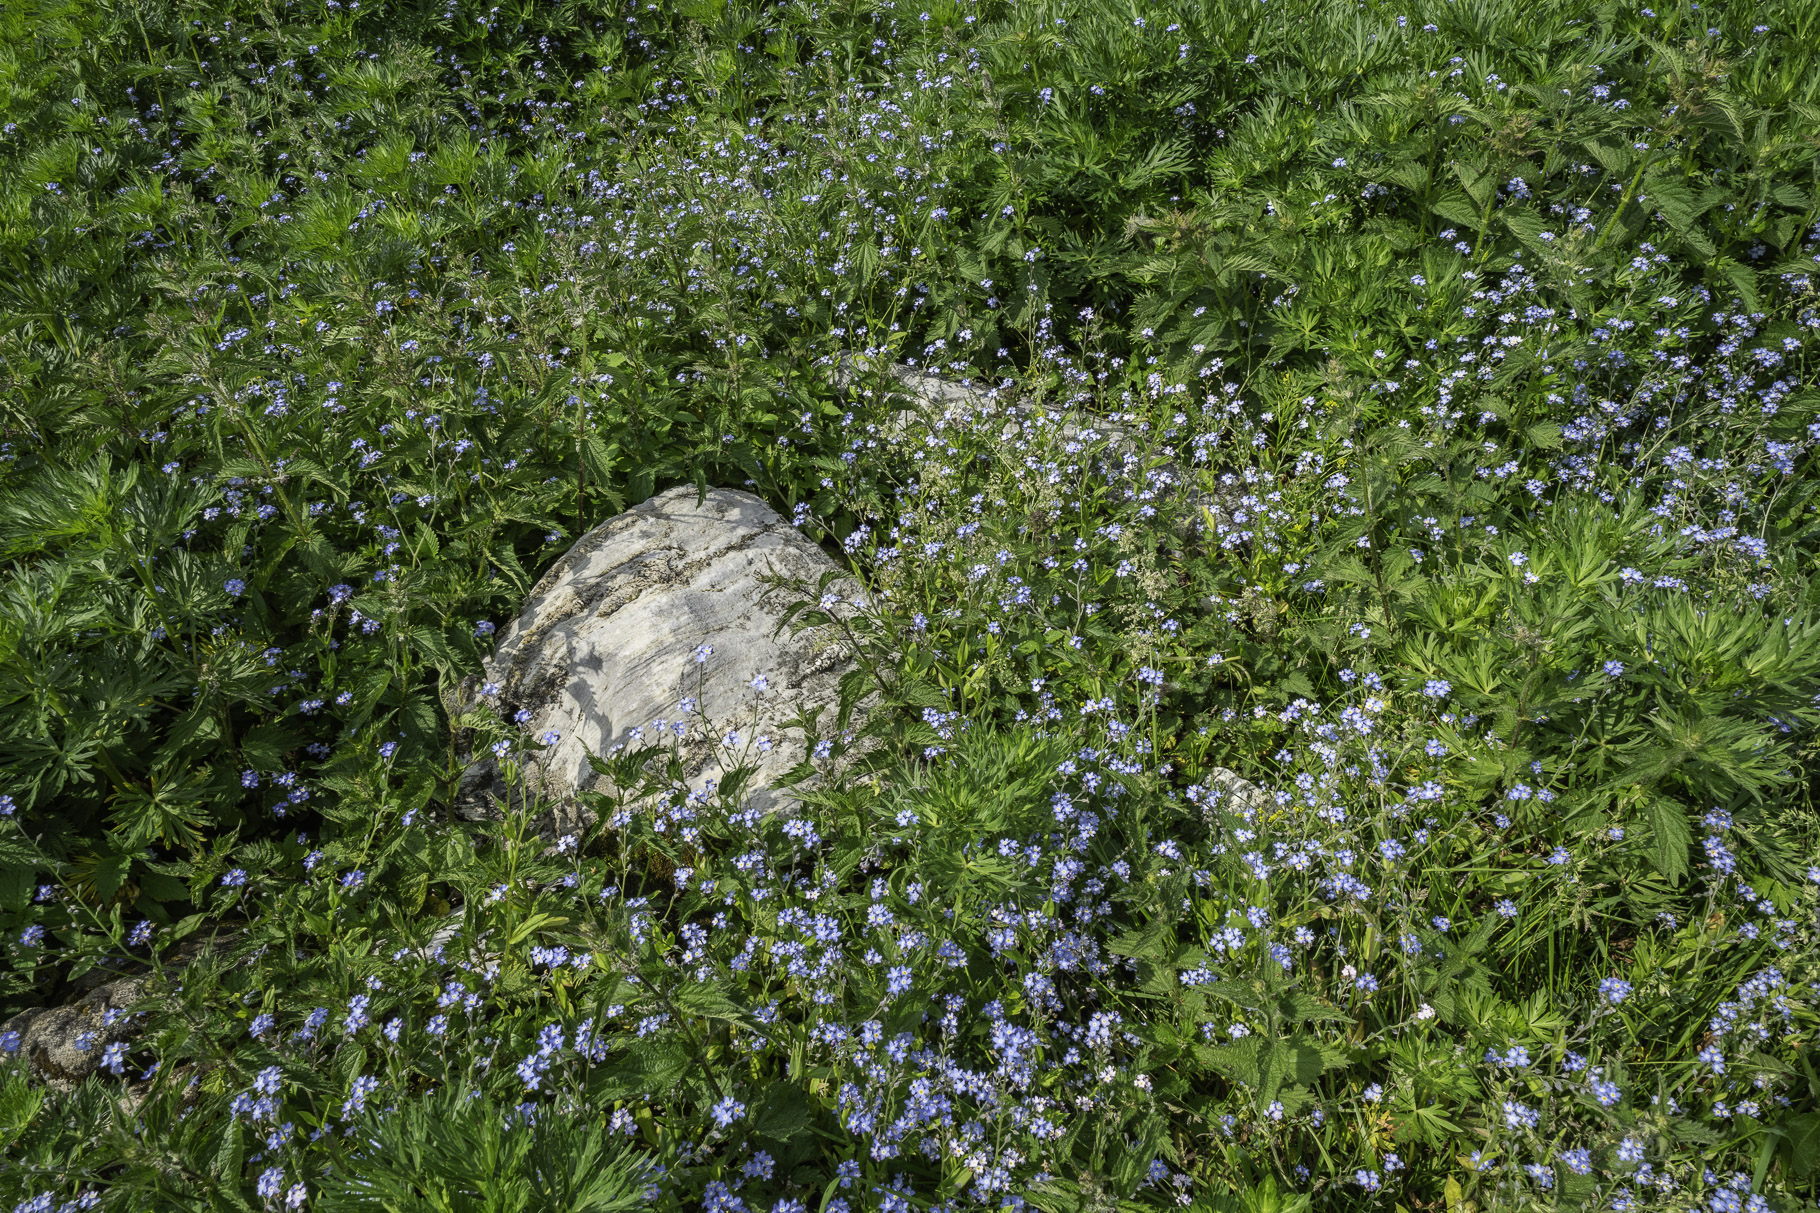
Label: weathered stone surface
xmin=829 ymin=355 xmax=1238 ymax=535
xmin=1194 ymin=767 xmax=1272 ymax=821
xmin=456 ymin=486 xmax=868 ymax=833
xmin=0 ymin=977 xmax=146 ymax=1092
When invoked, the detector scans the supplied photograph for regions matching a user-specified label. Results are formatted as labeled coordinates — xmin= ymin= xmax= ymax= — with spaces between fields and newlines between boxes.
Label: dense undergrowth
xmin=2 ymin=0 xmax=1820 ymax=1209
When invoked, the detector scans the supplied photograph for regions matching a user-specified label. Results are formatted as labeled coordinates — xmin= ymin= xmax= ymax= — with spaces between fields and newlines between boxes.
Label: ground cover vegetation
xmin=1 ymin=0 xmax=1819 ymax=1208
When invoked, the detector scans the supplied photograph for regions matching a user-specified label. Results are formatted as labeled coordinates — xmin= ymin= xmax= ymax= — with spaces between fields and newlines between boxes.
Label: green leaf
xmin=210 ymin=1118 xmax=246 ymax=1187
xmin=1453 ymin=160 xmax=1495 ymax=210
xmin=0 ymin=1070 xmax=44 ymax=1155
xmin=1379 ymin=160 xmax=1431 ymax=192
xmin=1643 ymin=795 xmax=1692 ymax=883
xmin=581 ymin=433 xmax=623 ymax=505
xmin=673 ymin=983 xmax=746 ymax=1022
xmin=1581 ymin=135 xmax=1632 ymax=175
xmin=752 ymin=1081 xmax=812 ymax=1142
xmin=91 ymin=851 xmax=130 ymax=901
xmin=1428 ymin=191 xmax=1481 ymax=228
xmin=627 ymin=464 xmax=656 ymax=504
xmin=1109 ymin=919 xmax=1174 ymax=963
xmin=1524 ymin=421 xmax=1563 ymax=450
xmin=1642 ymin=176 xmax=1698 ymax=232
xmin=1712 ymin=256 xmax=1760 ymax=313
xmin=0 ymin=834 xmax=38 ymax=911
xmin=400 ymin=694 xmax=444 ymax=751
xmin=1780 ymin=1111 xmax=1820 ymax=1181
xmin=238 ymin=717 xmax=298 ymax=764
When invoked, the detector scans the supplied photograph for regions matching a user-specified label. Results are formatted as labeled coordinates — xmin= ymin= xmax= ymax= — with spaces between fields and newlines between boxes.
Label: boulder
xmin=456 ymin=486 xmax=869 ymax=835
xmin=0 ymin=977 xmax=147 ymax=1093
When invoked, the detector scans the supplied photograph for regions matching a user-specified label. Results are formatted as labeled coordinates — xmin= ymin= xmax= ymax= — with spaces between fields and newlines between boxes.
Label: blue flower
xmin=342 ymin=1074 xmax=380 ymax=1117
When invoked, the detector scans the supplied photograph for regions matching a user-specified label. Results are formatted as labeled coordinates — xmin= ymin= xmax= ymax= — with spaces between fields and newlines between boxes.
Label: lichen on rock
xmin=454 ymin=485 xmax=872 ymax=836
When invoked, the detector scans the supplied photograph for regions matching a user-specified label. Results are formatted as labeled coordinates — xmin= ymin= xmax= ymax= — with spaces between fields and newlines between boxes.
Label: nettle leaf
xmin=1109 ymin=918 xmax=1174 ymax=964
xmin=672 ymin=982 xmax=746 ymax=1024
xmin=1781 ymin=1112 xmax=1820 ymax=1181
xmin=1196 ymin=1036 xmax=1263 ymax=1087
xmin=1453 ymin=159 xmax=1496 ymax=211
xmin=751 ymin=1081 xmax=813 ymax=1142
xmin=1578 ymin=134 xmax=1632 ymax=175
xmin=1642 ymin=795 xmax=1693 ymax=884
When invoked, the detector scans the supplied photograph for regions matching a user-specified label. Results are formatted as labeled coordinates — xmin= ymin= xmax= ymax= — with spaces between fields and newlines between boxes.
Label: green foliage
xmin=1 ymin=0 xmax=1819 ymax=1210
xmin=313 ymin=1084 xmax=655 ymax=1213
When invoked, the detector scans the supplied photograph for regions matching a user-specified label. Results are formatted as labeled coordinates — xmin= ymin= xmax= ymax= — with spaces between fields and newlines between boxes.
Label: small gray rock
xmin=1 ymin=977 xmax=146 ymax=1092
xmin=1197 ymin=767 xmax=1272 ymax=819
xmin=456 ymin=486 xmax=870 ymax=834
xmin=829 ymin=356 xmax=1236 ymax=535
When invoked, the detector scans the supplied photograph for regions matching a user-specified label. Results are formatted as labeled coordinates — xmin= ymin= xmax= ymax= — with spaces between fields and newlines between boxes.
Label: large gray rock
xmin=0 ymin=977 xmax=146 ymax=1092
xmin=456 ymin=486 xmax=869 ymax=834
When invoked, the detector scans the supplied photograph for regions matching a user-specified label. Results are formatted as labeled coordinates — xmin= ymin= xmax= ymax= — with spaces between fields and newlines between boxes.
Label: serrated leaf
xmin=580 ymin=433 xmax=624 ymax=512
xmin=1641 ymin=175 xmax=1698 ymax=232
xmin=1713 ymin=256 xmax=1760 ymax=313
xmin=1643 ymin=795 xmax=1692 ymax=883
xmin=673 ymin=983 xmax=746 ymax=1021
xmin=400 ymin=694 xmax=444 ymax=749
xmin=751 ymin=1081 xmax=812 ymax=1142
xmin=1379 ymin=160 xmax=1430 ymax=192
xmin=1524 ymin=421 xmax=1563 ymax=450
xmin=211 ymin=1118 xmax=246 ymax=1185
xmin=1429 ymin=190 xmax=1482 ymax=228
xmin=1195 ymin=1037 xmax=1263 ymax=1087
xmin=1108 ymin=919 xmax=1173 ymax=963
xmin=1780 ymin=1112 xmax=1820 ymax=1180
xmin=1582 ymin=135 xmax=1632 ymax=175
xmin=1453 ymin=160 xmax=1495 ymax=210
